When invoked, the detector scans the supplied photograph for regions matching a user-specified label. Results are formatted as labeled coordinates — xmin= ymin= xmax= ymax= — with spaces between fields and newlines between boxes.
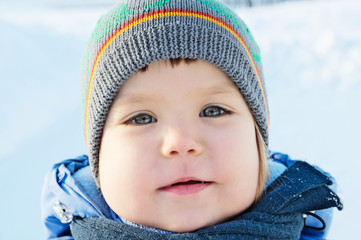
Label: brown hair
xmin=140 ymin=58 xmax=197 ymax=72
xmin=255 ymin=123 xmax=269 ymax=200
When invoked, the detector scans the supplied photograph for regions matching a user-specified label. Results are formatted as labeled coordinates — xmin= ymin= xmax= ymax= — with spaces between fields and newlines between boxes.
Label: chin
xmin=159 ymin=218 xmax=220 ymax=233
xmin=166 ymin=224 xmax=206 ymax=233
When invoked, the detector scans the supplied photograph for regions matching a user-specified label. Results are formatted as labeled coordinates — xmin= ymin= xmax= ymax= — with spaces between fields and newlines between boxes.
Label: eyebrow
xmin=201 ymin=85 xmax=236 ymax=96
xmin=114 ymin=84 xmax=236 ymax=106
xmin=114 ymin=93 xmax=163 ymax=106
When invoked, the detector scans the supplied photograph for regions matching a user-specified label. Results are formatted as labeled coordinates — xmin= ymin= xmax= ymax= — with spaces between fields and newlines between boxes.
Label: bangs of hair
xmin=140 ymin=58 xmax=197 ymax=72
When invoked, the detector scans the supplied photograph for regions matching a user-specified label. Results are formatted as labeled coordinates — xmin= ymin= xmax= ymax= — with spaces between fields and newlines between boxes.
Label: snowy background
xmin=0 ymin=0 xmax=360 ymax=239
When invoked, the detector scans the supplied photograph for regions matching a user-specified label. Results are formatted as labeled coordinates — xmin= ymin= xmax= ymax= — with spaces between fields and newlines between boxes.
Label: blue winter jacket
xmin=41 ymin=152 xmax=341 ymax=239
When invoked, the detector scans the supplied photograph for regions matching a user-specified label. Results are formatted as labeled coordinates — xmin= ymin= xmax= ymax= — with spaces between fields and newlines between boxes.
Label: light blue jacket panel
xmin=41 ymin=156 xmax=111 ymax=239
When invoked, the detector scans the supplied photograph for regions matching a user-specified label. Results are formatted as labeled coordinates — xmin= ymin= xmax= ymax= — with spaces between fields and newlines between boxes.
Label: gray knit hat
xmin=81 ymin=0 xmax=269 ymax=184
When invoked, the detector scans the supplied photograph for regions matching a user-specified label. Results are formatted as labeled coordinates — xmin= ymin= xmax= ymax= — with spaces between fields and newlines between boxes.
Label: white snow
xmin=0 ymin=0 xmax=360 ymax=239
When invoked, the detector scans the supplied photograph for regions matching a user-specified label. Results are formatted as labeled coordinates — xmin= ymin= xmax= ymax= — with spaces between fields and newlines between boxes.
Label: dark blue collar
xmin=71 ymin=161 xmax=342 ymax=240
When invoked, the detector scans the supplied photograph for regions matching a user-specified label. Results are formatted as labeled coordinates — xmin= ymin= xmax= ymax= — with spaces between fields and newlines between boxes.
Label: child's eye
xmin=124 ymin=113 xmax=157 ymax=125
xmin=200 ymin=105 xmax=232 ymax=118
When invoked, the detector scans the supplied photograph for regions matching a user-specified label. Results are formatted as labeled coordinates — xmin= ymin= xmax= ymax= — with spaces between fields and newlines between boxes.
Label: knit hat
xmin=81 ymin=0 xmax=269 ymax=185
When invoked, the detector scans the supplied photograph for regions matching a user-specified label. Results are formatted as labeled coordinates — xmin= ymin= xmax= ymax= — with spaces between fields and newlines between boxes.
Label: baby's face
xmin=99 ymin=60 xmax=259 ymax=233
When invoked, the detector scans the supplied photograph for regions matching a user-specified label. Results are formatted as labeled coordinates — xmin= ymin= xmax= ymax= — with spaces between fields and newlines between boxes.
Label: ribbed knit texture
xmin=81 ymin=0 xmax=269 ymax=183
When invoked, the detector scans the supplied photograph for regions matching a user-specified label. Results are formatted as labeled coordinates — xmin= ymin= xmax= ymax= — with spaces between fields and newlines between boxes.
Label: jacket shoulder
xmin=41 ymin=155 xmax=110 ymax=239
xmin=267 ymin=151 xmax=342 ymax=239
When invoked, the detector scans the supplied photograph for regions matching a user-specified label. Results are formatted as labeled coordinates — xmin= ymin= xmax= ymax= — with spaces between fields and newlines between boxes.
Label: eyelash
xmin=123 ymin=113 xmax=157 ymax=126
xmin=123 ymin=105 xmax=232 ymax=126
xmin=199 ymin=105 xmax=232 ymax=118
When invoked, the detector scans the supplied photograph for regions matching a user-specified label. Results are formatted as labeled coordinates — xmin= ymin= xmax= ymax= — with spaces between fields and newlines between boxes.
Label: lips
xmin=159 ymin=178 xmax=213 ymax=195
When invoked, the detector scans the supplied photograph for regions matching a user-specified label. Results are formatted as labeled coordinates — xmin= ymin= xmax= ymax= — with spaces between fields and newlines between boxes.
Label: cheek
xmin=98 ymin=129 xmax=159 ymax=213
xmin=99 ymin=128 xmax=157 ymax=174
xmin=209 ymin=121 xmax=259 ymax=194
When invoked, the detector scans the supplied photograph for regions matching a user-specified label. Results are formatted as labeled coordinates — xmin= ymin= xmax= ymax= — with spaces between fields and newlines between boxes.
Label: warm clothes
xmin=41 ymin=152 xmax=342 ymax=240
xmin=81 ymin=0 xmax=270 ymax=184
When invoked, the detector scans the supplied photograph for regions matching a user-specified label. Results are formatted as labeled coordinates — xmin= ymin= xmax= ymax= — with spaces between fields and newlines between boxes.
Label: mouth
xmin=159 ymin=178 xmax=213 ymax=195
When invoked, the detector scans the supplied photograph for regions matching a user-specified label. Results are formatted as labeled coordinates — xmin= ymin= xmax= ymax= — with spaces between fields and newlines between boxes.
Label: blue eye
xmin=125 ymin=113 xmax=157 ymax=125
xmin=200 ymin=106 xmax=232 ymax=118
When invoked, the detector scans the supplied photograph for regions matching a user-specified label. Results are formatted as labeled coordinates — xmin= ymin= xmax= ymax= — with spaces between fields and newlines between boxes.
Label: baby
xmin=98 ymin=58 xmax=267 ymax=233
xmin=42 ymin=0 xmax=342 ymax=239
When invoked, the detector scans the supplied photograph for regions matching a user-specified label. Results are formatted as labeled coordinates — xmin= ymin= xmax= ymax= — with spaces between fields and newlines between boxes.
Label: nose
xmin=161 ymin=124 xmax=204 ymax=158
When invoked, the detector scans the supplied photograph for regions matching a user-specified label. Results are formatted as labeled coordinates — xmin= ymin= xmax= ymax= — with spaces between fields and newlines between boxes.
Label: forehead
xmin=114 ymin=59 xmax=240 ymax=102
